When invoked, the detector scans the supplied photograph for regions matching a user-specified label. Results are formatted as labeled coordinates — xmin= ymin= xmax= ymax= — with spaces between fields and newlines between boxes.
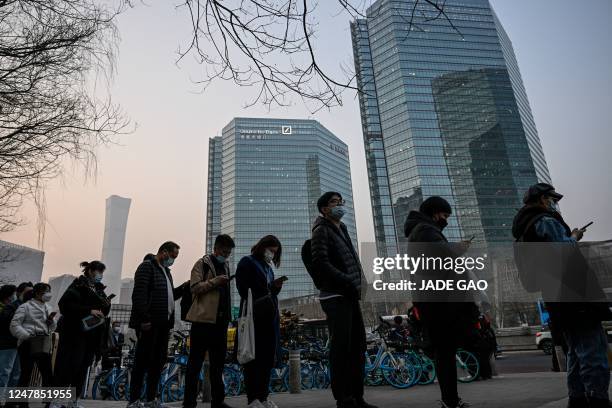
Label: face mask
xmin=10 ymin=294 xmax=17 ymax=303
xmin=264 ymin=250 xmax=274 ymax=264
xmin=329 ymin=206 xmax=346 ymax=220
xmin=547 ymin=200 xmax=557 ymax=212
xmin=436 ymin=218 xmax=448 ymax=230
xmin=163 ymin=257 xmax=175 ymax=268
xmin=215 ymin=255 xmax=226 ymax=263
xmin=94 ymin=273 xmax=103 ymax=283
xmin=113 ymin=327 xmax=121 ymax=334
xmin=42 ymin=293 xmax=52 ymax=303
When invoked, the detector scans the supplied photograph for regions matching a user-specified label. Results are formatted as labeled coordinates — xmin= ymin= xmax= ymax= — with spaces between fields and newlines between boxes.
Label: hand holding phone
xmin=580 ymin=221 xmax=593 ymax=231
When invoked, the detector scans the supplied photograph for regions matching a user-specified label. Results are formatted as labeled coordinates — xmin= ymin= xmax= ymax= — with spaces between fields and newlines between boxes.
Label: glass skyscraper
xmin=205 ymin=118 xmax=357 ymax=303
xmin=351 ymin=0 xmax=551 ymax=255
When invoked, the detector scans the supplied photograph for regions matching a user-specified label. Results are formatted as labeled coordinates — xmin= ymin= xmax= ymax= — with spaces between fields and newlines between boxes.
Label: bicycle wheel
xmin=417 ymin=354 xmax=436 ymax=385
xmin=399 ymin=352 xmax=423 ymax=387
xmin=91 ymin=372 xmax=108 ymax=400
xmin=223 ymin=366 xmax=242 ymax=396
xmin=312 ymin=365 xmax=330 ymax=389
xmin=364 ymin=368 xmax=385 ymax=386
xmin=269 ymin=365 xmax=288 ymax=393
xmin=161 ymin=372 xmax=184 ymax=402
xmin=112 ymin=370 xmax=129 ymax=401
xmin=300 ymin=363 xmax=314 ymax=390
xmin=380 ymin=353 xmax=417 ymax=389
xmin=456 ymin=349 xmax=479 ymax=383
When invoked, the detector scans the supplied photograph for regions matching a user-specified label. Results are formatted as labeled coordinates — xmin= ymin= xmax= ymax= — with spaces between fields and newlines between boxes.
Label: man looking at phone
xmin=183 ymin=234 xmax=236 ymax=408
xmin=513 ymin=183 xmax=611 ymax=408
xmin=311 ymin=192 xmax=377 ymax=408
xmin=128 ymin=241 xmax=184 ymax=408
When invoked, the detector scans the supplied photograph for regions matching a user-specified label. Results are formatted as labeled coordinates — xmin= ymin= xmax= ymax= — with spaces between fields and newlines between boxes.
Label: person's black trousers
xmin=320 ymin=296 xmax=366 ymax=404
xmin=53 ymin=331 xmax=97 ymax=396
xmin=183 ymin=322 xmax=228 ymax=408
xmin=17 ymin=342 xmax=53 ymax=387
xmin=129 ymin=322 xmax=170 ymax=403
xmin=243 ymin=314 xmax=277 ymax=404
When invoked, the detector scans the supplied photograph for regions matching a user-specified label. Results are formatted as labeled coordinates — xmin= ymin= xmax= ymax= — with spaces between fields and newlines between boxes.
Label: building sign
xmin=282 ymin=126 xmax=292 ymax=135
xmin=238 ymin=125 xmax=293 ymax=136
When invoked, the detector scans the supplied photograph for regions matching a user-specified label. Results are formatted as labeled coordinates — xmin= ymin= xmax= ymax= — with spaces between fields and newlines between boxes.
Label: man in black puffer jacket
xmin=404 ymin=196 xmax=475 ymax=408
xmin=311 ymin=192 xmax=377 ymax=408
xmin=128 ymin=241 xmax=186 ymax=408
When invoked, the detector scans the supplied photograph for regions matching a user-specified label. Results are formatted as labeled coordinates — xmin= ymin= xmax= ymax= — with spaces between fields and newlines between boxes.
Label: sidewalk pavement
xmin=33 ymin=372 xmax=586 ymax=408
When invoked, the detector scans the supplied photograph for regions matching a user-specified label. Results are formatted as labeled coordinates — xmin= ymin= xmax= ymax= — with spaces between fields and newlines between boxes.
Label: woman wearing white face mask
xmin=53 ymin=261 xmax=111 ymax=407
xmin=10 ymin=282 xmax=56 ymax=392
xmin=236 ymin=235 xmax=286 ymax=408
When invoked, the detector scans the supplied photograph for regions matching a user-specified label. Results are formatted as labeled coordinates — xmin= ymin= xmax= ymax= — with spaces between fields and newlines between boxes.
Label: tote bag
xmin=237 ymin=289 xmax=256 ymax=364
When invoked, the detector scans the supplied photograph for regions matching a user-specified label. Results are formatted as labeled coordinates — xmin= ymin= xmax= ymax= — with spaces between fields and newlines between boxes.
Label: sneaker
xmin=48 ymin=402 xmax=65 ymax=408
xmin=247 ymin=401 xmax=265 ymax=408
xmin=69 ymin=400 xmax=85 ymax=408
xmin=262 ymin=400 xmax=279 ymax=408
xmin=126 ymin=402 xmax=143 ymax=408
xmin=457 ymin=400 xmax=471 ymax=408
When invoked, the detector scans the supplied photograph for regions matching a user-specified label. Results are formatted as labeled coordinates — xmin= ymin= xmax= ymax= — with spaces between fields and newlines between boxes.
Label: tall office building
xmin=206 ymin=118 xmax=357 ymax=303
xmin=352 ymin=0 xmax=551 ymax=255
xmin=206 ymin=136 xmax=223 ymax=253
xmin=101 ymin=195 xmax=131 ymax=302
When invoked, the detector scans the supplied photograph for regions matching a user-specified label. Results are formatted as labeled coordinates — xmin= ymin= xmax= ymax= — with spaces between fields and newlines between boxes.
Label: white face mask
xmin=42 ymin=293 xmax=52 ymax=303
xmin=264 ymin=249 xmax=274 ymax=264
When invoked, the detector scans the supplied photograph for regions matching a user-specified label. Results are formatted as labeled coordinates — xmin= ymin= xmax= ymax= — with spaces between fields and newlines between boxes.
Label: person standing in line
xmin=404 ymin=196 xmax=475 ymax=408
xmin=0 ymin=285 xmax=20 ymax=391
xmin=53 ymin=261 xmax=111 ymax=407
xmin=10 ymin=283 xmax=56 ymax=394
xmin=127 ymin=241 xmax=185 ymax=408
xmin=183 ymin=234 xmax=236 ymax=408
xmin=12 ymin=282 xmax=33 ymax=308
xmin=236 ymin=235 xmax=285 ymax=408
xmin=102 ymin=321 xmax=125 ymax=370
xmin=311 ymin=192 xmax=377 ymax=408
xmin=512 ymin=183 xmax=611 ymax=408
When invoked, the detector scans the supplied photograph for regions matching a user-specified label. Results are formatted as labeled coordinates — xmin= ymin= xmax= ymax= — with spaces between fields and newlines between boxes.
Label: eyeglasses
xmin=328 ymin=198 xmax=346 ymax=206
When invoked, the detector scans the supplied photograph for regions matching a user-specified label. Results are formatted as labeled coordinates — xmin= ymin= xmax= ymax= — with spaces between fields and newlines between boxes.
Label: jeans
xmin=564 ymin=321 xmax=610 ymax=401
xmin=183 ymin=322 xmax=228 ymax=408
xmin=0 ymin=348 xmax=20 ymax=387
xmin=129 ymin=322 xmax=170 ymax=403
xmin=320 ymin=297 xmax=366 ymax=404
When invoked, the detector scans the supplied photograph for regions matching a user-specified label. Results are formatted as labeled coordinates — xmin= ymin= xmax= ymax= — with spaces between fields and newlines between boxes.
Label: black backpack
xmin=301 ymin=238 xmax=325 ymax=290
xmin=513 ymin=213 xmax=547 ymax=293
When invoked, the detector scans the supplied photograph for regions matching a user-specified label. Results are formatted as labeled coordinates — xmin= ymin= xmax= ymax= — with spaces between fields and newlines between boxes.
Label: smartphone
xmin=277 ymin=275 xmax=289 ymax=282
xmin=469 ymin=235 xmax=476 ymax=242
xmin=107 ymin=293 xmax=116 ymax=300
xmin=580 ymin=221 xmax=593 ymax=230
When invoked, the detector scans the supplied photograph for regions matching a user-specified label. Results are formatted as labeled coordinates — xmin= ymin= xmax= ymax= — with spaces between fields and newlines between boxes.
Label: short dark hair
xmin=80 ymin=260 xmax=106 ymax=275
xmin=158 ymin=241 xmax=180 ymax=254
xmin=251 ymin=235 xmax=282 ymax=267
xmin=0 ymin=284 xmax=17 ymax=301
xmin=214 ymin=234 xmax=235 ymax=249
xmin=16 ymin=282 xmax=33 ymax=294
xmin=32 ymin=282 xmax=51 ymax=297
xmin=317 ymin=191 xmax=342 ymax=214
xmin=419 ymin=196 xmax=452 ymax=217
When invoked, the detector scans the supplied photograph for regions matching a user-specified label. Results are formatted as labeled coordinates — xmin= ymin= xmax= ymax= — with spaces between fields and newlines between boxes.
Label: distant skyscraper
xmin=0 ymin=240 xmax=44 ymax=285
xmin=101 ymin=195 xmax=131 ymax=302
xmin=351 ymin=0 xmax=551 ymax=255
xmin=206 ymin=118 xmax=357 ymax=303
xmin=206 ymin=136 xmax=223 ymax=253
xmin=119 ymin=278 xmax=134 ymax=305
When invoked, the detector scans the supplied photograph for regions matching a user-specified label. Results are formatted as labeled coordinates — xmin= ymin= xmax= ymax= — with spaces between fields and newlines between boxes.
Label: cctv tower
xmin=101 ymin=195 xmax=131 ymax=302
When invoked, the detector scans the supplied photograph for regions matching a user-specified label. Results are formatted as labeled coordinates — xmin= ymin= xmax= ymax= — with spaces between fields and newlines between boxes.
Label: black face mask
xmin=436 ymin=218 xmax=448 ymax=230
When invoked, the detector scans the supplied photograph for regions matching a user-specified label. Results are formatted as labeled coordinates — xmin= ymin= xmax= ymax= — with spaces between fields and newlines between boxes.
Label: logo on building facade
xmin=282 ymin=126 xmax=292 ymax=135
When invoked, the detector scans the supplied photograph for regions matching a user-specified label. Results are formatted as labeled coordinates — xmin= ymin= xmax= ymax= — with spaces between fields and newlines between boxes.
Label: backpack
xmin=513 ymin=213 xmax=547 ymax=293
xmin=301 ymin=238 xmax=325 ymax=290
xmin=179 ymin=280 xmax=193 ymax=321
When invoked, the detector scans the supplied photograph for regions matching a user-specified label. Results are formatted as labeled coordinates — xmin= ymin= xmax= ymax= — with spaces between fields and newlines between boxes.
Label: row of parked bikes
xmin=90 ymin=317 xmax=481 ymax=401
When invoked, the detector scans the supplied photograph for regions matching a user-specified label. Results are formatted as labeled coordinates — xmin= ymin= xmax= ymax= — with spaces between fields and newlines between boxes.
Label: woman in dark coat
xmin=54 ymin=261 xmax=111 ymax=401
xmin=236 ymin=235 xmax=285 ymax=408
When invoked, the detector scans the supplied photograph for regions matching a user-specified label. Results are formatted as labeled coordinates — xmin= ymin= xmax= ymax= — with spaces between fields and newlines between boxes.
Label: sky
xmin=1 ymin=0 xmax=611 ymax=286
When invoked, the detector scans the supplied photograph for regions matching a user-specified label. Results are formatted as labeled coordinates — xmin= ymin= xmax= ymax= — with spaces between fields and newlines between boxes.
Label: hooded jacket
xmin=311 ymin=216 xmax=362 ymax=299
xmin=404 ymin=210 xmax=448 ymax=243
xmin=512 ymin=205 xmax=570 ymax=242
xmin=129 ymin=254 xmax=184 ymax=329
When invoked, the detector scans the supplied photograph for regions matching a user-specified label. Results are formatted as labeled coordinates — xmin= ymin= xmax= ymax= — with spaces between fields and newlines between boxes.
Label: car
xmin=536 ymin=331 xmax=553 ymax=355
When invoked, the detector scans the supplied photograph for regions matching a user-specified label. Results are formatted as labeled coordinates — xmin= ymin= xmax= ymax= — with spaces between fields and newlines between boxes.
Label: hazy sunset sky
xmin=1 ymin=0 xmax=611 ymax=286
